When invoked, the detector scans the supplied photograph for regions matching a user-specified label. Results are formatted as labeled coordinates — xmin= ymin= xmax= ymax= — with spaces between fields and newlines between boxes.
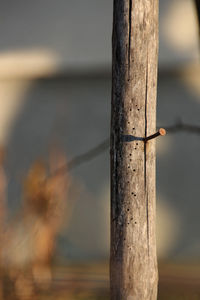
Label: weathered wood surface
xmin=194 ymin=0 xmax=200 ymax=39
xmin=110 ymin=0 xmax=159 ymax=299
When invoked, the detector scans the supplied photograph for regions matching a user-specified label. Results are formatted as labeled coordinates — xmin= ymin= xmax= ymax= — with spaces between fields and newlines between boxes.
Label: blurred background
xmin=0 ymin=0 xmax=199 ymax=299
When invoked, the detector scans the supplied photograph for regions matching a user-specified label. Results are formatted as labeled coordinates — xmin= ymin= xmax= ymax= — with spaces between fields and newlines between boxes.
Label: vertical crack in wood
xmin=128 ymin=0 xmax=132 ymax=75
xmin=144 ymin=48 xmax=150 ymax=256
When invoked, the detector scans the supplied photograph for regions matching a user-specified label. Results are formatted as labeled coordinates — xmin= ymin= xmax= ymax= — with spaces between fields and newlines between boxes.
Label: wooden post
xmin=110 ymin=1 xmax=159 ymax=300
xmin=194 ymin=0 xmax=200 ymax=39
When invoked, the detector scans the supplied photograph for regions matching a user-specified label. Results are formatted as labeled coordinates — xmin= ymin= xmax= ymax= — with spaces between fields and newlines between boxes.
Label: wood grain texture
xmin=194 ymin=0 xmax=200 ymax=39
xmin=110 ymin=0 xmax=159 ymax=299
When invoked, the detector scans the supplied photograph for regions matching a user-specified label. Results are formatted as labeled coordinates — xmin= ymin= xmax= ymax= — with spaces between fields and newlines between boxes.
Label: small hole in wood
xmin=133 ymin=169 xmax=136 ymax=172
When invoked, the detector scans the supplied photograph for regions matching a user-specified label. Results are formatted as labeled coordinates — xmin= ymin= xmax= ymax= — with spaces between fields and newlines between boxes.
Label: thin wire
xmin=49 ymin=120 xmax=200 ymax=177
xmin=49 ymin=138 xmax=109 ymax=178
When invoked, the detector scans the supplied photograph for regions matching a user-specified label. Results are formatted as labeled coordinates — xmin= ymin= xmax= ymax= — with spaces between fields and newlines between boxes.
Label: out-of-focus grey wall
xmin=0 ymin=0 xmax=198 ymax=78
xmin=0 ymin=0 xmax=199 ymax=261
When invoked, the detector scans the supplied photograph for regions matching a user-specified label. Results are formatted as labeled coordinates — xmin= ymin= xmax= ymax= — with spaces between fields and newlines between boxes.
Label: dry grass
xmin=0 ymin=148 xmax=69 ymax=300
xmin=33 ymin=262 xmax=200 ymax=300
xmin=2 ymin=259 xmax=200 ymax=299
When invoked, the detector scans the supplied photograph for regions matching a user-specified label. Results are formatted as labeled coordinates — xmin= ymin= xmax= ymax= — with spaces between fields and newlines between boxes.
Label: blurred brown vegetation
xmin=0 ymin=147 xmax=69 ymax=300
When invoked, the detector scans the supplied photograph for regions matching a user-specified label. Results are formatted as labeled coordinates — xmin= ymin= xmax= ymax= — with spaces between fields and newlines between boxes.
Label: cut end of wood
xmin=159 ymin=128 xmax=166 ymax=136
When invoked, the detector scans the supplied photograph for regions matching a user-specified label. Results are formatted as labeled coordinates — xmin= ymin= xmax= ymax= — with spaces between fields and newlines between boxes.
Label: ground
xmin=13 ymin=262 xmax=199 ymax=300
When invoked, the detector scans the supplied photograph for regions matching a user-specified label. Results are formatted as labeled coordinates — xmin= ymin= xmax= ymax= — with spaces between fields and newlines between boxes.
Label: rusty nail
xmin=144 ymin=128 xmax=166 ymax=142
